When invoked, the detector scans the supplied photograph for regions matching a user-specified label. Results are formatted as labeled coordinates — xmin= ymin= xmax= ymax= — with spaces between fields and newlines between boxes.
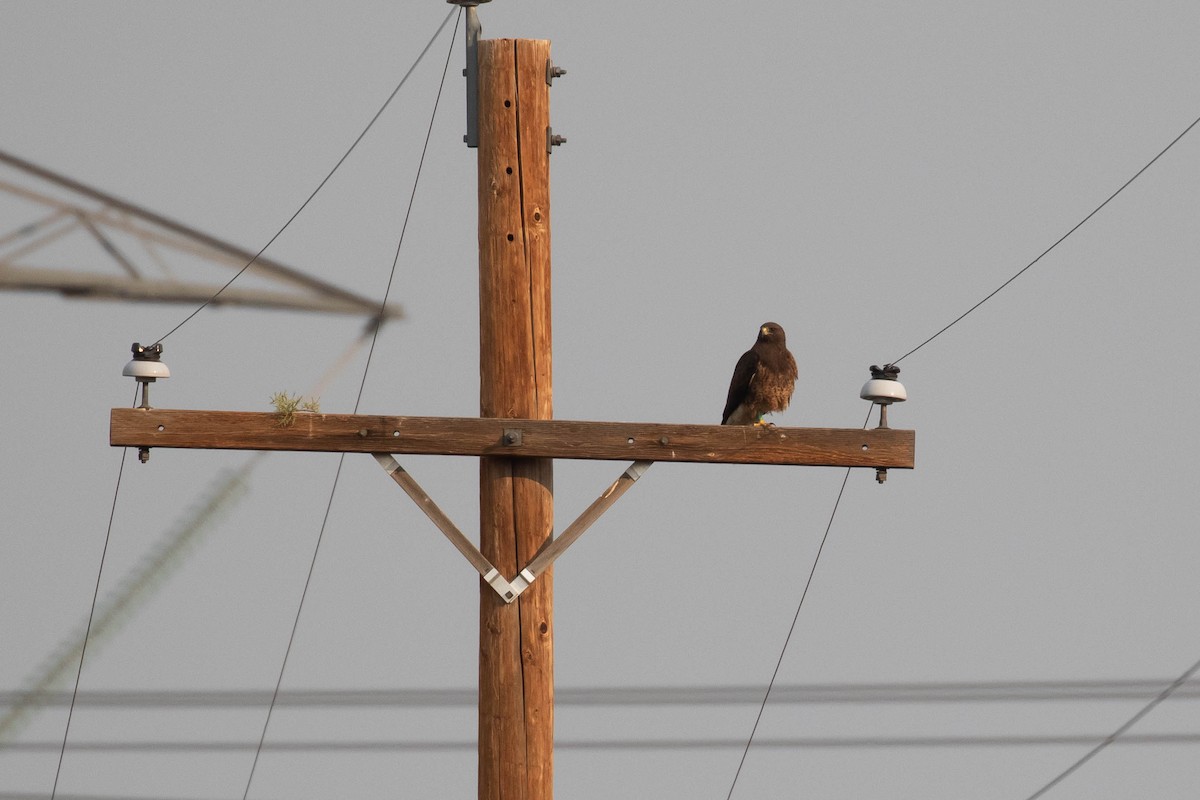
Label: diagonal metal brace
xmin=374 ymin=452 xmax=527 ymax=600
xmin=372 ymin=453 xmax=491 ymax=574
xmin=522 ymin=460 xmax=652 ymax=579
xmin=500 ymin=460 xmax=653 ymax=598
xmin=372 ymin=454 xmax=652 ymax=603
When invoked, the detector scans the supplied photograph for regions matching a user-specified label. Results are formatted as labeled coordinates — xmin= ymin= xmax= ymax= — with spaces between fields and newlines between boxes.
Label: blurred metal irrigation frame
xmin=0 ymin=147 xmax=403 ymax=740
xmin=0 ymin=149 xmax=404 ymax=320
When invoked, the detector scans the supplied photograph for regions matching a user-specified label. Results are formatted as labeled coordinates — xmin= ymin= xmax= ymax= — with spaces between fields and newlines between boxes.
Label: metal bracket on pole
xmin=448 ymin=0 xmax=488 ymax=147
xmin=373 ymin=453 xmax=652 ymax=603
xmin=482 ymin=567 xmax=518 ymax=603
xmin=373 ymin=452 xmax=496 ymax=576
xmin=504 ymin=568 xmax=537 ymax=598
xmin=521 ymin=460 xmax=652 ymax=578
xmin=545 ymin=59 xmax=566 ymax=86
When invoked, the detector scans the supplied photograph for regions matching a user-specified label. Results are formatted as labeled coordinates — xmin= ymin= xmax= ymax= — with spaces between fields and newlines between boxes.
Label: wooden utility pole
xmin=476 ymin=37 xmax=555 ymax=800
xmin=109 ymin=16 xmax=916 ymax=800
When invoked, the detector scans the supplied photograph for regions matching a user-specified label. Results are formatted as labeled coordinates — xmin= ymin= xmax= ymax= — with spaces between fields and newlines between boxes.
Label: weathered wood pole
xmin=476 ymin=38 xmax=554 ymax=800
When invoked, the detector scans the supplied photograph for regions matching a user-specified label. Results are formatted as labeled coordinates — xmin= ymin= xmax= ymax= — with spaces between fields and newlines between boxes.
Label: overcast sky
xmin=2 ymin=2 xmax=1199 ymax=798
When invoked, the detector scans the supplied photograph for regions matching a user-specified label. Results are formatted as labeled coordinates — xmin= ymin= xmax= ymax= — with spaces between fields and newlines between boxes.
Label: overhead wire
xmin=874 ymin=112 xmax=1200 ymax=797
xmin=0 ymin=457 xmax=253 ymax=743
xmin=13 ymin=732 xmax=1200 ymax=755
xmin=54 ymin=23 xmax=1200 ymax=800
xmin=11 ymin=678 xmax=1197 ymax=709
xmin=49 ymin=388 xmax=136 ymax=800
xmin=43 ymin=12 xmax=462 ymax=796
xmin=6 ymin=315 xmax=381 ymax=747
xmin=171 ymin=90 xmax=1200 ymax=800
xmin=238 ymin=9 xmax=462 ymax=799
xmin=2 ymin=794 xmax=218 ymax=800
xmin=39 ymin=272 xmax=378 ymax=791
xmin=704 ymin=106 xmax=1200 ymax=779
xmin=152 ymin=5 xmax=458 ymax=346
xmin=724 ymin=406 xmax=873 ymax=800
xmin=1021 ymin=653 xmax=1200 ymax=800
xmin=891 ymin=111 xmax=1200 ymax=366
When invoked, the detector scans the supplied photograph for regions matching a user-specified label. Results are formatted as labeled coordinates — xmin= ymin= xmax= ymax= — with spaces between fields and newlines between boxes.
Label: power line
xmin=891 ymin=111 xmax=1200 ymax=366
xmin=238 ymin=12 xmax=462 ymax=799
xmin=1 ymin=459 xmax=254 ymax=742
xmin=725 ymin=407 xmax=871 ymax=800
xmin=1 ymin=794 xmax=218 ymax=800
xmin=153 ymin=6 xmax=458 ymax=345
xmin=3 ymin=316 xmax=378 ymax=748
xmin=873 ymin=111 xmax=1200 ymax=798
xmin=50 ymin=390 xmax=135 ymax=800
xmin=1022 ymin=653 xmax=1200 ymax=800
xmin=8 ymin=679 xmax=1196 ymax=709
xmin=9 ymin=733 xmax=1200 ymax=755
xmin=350 ymin=9 xmax=460 ymax=415
xmin=48 ymin=15 xmax=461 ymax=786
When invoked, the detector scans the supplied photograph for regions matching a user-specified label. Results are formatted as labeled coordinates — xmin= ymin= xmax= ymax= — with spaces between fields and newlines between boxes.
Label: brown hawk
xmin=721 ymin=322 xmax=798 ymax=426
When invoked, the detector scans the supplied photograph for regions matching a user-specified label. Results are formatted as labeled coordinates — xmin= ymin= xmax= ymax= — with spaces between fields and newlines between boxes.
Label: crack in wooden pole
xmin=477 ymin=37 xmax=554 ymax=800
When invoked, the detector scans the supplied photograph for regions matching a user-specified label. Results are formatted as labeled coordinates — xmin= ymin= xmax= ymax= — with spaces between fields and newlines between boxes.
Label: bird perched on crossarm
xmin=721 ymin=322 xmax=798 ymax=426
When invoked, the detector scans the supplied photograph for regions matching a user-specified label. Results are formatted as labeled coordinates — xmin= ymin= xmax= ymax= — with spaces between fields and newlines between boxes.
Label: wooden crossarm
xmin=110 ymin=408 xmax=914 ymax=469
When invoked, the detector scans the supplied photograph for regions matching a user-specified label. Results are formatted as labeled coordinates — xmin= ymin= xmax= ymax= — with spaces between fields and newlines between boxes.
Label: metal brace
xmin=484 ymin=567 xmax=536 ymax=602
xmin=373 ymin=453 xmax=651 ymax=604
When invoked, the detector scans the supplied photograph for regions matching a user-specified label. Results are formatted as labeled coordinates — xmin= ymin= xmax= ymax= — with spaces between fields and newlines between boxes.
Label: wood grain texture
xmin=477 ymin=38 xmax=554 ymax=800
xmin=512 ymin=40 xmax=554 ymax=800
xmin=111 ymin=408 xmax=916 ymax=469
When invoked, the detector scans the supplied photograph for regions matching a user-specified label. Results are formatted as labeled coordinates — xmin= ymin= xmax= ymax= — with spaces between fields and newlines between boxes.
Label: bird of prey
xmin=721 ymin=322 xmax=798 ymax=426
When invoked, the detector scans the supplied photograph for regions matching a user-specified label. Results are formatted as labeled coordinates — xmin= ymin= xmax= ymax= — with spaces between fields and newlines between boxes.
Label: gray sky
xmin=2 ymin=2 xmax=1199 ymax=798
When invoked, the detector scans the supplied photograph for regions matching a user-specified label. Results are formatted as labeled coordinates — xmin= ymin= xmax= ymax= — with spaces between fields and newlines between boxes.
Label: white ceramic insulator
xmin=860 ymin=378 xmax=906 ymax=403
xmin=123 ymin=360 xmax=171 ymax=379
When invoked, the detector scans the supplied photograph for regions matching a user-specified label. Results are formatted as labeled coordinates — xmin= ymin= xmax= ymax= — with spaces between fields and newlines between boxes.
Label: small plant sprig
xmin=270 ymin=392 xmax=321 ymax=427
